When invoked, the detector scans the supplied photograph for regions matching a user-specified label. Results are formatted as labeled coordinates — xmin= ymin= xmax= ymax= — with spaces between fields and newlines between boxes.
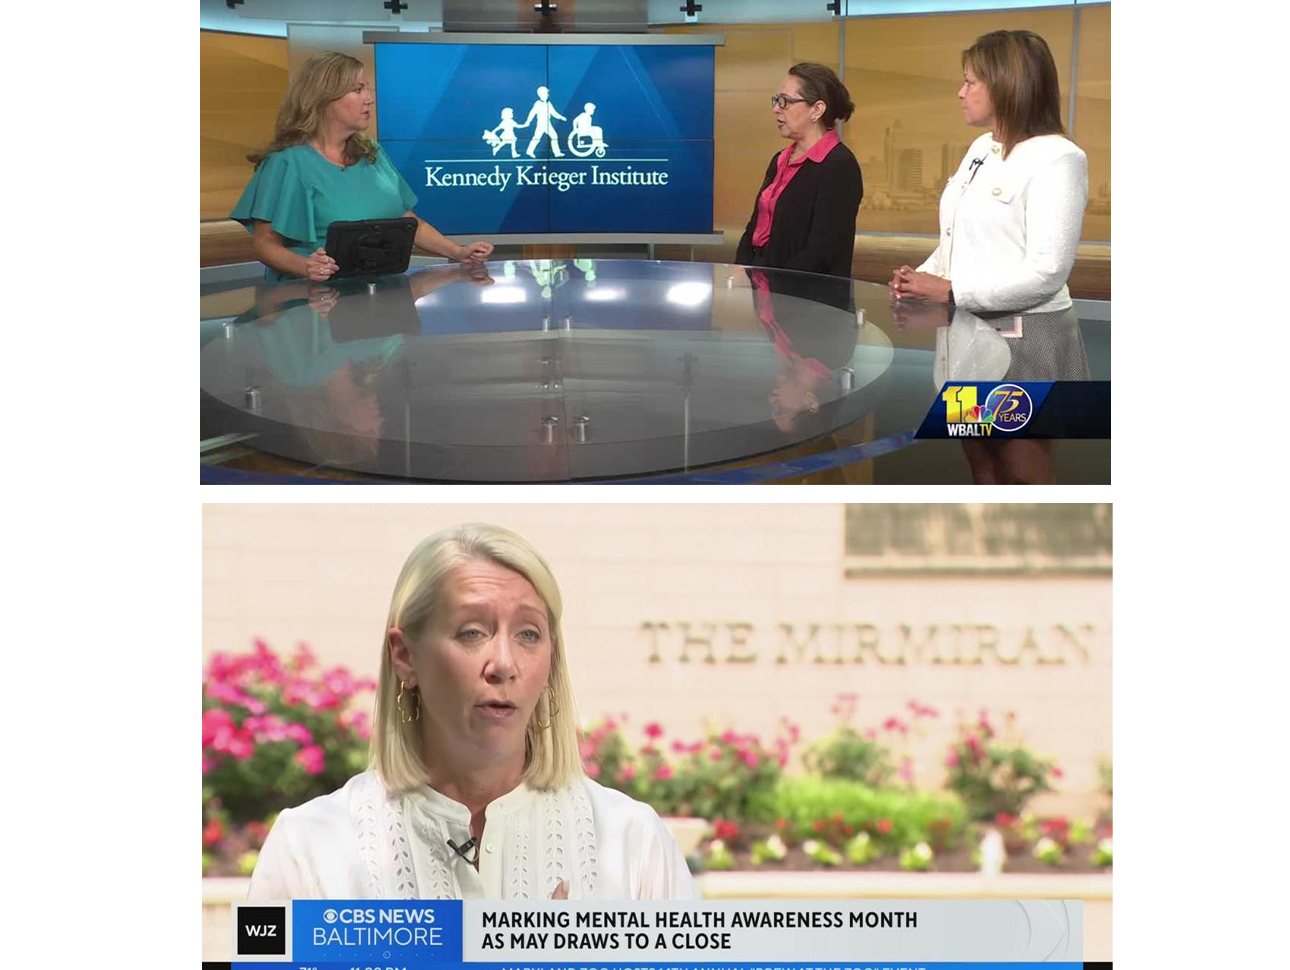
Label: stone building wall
xmin=204 ymin=504 xmax=1111 ymax=816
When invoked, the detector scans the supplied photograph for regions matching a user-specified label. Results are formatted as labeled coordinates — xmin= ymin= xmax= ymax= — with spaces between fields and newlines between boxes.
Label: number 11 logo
xmin=942 ymin=385 xmax=979 ymax=423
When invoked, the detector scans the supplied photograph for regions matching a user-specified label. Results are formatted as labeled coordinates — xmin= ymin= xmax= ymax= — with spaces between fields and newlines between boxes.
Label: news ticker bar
xmin=212 ymin=964 xmax=1113 ymax=970
xmin=916 ymin=382 xmax=1111 ymax=439
xmin=224 ymin=901 xmax=1083 ymax=965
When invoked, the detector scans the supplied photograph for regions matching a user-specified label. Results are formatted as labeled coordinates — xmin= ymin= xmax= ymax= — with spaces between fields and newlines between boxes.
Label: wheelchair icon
xmin=568 ymin=104 xmax=608 ymax=158
xmin=568 ymin=129 xmax=607 ymax=158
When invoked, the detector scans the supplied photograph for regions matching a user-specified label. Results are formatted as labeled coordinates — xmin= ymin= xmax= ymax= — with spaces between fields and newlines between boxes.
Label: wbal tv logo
xmin=236 ymin=904 xmax=287 ymax=957
xmin=941 ymin=383 xmax=1035 ymax=436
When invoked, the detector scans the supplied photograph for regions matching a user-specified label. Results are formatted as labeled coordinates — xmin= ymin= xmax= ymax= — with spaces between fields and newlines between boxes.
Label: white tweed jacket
xmin=919 ymin=131 xmax=1088 ymax=314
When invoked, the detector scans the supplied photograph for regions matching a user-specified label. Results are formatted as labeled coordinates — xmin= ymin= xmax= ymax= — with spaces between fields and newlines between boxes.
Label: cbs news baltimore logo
xmin=937 ymin=383 xmax=1036 ymax=437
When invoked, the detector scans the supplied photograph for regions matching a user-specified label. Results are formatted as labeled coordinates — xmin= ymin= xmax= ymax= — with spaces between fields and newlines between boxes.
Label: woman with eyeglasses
xmin=232 ymin=52 xmax=493 ymax=283
xmin=735 ymin=63 xmax=862 ymax=280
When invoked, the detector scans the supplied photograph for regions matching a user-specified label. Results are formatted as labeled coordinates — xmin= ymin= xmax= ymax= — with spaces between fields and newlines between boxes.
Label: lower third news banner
xmin=219 ymin=899 xmax=1095 ymax=970
xmin=916 ymin=382 xmax=1111 ymax=439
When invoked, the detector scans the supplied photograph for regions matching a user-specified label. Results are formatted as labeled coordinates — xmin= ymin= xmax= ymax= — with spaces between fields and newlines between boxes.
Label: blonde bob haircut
xmin=248 ymin=51 xmax=378 ymax=169
xmin=371 ymin=523 xmax=583 ymax=794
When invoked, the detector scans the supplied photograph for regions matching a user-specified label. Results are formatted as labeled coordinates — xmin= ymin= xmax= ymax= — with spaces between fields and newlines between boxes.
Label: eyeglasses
xmin=770 ymin=94 xmax=812 ymax=110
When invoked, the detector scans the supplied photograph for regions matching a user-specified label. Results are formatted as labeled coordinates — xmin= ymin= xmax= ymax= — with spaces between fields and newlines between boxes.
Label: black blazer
xmin=735 ymin=140 xmax=863 ymax=279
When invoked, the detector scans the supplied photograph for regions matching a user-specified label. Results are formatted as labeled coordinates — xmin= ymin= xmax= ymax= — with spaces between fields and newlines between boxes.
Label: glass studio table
xmin=199 ymin=259 xmax=1100 ymax=484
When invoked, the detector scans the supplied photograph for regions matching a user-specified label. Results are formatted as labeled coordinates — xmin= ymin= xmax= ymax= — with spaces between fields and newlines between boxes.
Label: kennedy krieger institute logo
xmin=426 ymin=85 xmax=669 ymax=192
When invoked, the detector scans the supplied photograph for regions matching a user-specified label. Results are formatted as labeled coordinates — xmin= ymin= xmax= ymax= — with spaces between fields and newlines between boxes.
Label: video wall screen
xmin=373 ymin=41 xmax=715 ymax=235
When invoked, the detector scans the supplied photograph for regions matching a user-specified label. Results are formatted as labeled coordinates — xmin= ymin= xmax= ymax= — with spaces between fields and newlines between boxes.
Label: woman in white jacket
xmin=890 ymin=29 xmax=1089 ymax=484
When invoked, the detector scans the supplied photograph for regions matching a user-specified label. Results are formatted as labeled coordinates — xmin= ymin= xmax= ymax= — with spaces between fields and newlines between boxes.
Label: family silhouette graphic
xmin=482 ymin=88 xmax=610 ymax=159
xmin=523 ymin=86 xmax=566 ymax=157
xmin=569 ymin=102 xmax=608 ymax=157
xmin=483 ymin=107 xmax=523 ymax=157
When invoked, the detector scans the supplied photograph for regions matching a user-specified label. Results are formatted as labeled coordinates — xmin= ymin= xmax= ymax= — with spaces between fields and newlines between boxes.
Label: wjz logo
xmin=237 ymin=904 xmax=287 ymax=956
xmin=941 ymin=383 xmax=1034 ymax=436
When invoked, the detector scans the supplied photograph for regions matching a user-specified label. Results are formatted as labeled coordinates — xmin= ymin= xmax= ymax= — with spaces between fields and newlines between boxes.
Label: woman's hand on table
xmin=458 ymin=241 xmax=494 ymax=263
xmin=308 ymin=284 xmax=339 ymax=314
xmin=458 ymin=262 xmax=495 ymax=287
xmin=889 ymin=295 xmax=951 ymax=330
xmin=889 ymin=265 xmax=951 ymax=303
xmin=305 ymin=248 xmax=339 ymax=281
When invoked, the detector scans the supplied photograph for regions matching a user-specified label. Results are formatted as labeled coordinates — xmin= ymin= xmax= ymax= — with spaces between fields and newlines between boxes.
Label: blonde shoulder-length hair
xmin=371 ymin=523 xmax=583 ymax=794
xmin=248 ymin=51 xmax=379 ymax=169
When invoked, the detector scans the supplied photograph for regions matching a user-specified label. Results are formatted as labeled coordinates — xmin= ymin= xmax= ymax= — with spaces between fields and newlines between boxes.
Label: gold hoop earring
xmin=397 ymin=680 xmax=420 ymax=724
xmin=534 ymin=685 xmax=558 ymax=730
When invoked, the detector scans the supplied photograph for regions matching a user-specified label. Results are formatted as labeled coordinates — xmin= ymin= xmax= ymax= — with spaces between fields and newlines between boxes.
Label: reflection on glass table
xmin=200 ymin=259 xmax=1107 ymax=483
xmin=890 ymin=297 xmax=1094 ymax=485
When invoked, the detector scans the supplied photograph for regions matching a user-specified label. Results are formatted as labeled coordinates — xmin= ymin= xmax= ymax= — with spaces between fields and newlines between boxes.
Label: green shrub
xmin=704 ymin=839 xmax=735 ymax=870
xmin=802 ymin=839 xmax=842 ymax=867
xmin=1032 ymin=837 xmax=1065 ymax=866
xmin=751 ymin=835 xmax=788 ymax=865
xmin=747 ymin=776 xmax=967 ymax=851
xmin=1069 ymin=819 xmax=1094 ymax=846
xmin=1093 ymin=837 xmax=1112 ymax=867
xmin=899 ymin=842 xmax=934 ymax=871
xmin=803 ymin=726 xmax=894 ymax=788
xmin=845 ymin=831 xmax=876 ymax=864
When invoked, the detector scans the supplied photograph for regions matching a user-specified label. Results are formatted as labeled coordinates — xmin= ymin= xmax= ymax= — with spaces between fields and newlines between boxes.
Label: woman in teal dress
xmin=232 ymin=51 xmax=493 ymax=282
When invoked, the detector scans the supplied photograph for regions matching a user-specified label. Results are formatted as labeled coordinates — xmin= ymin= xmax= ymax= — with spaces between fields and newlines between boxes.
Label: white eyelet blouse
xmin=247 ymin=771 xmax=699 ymax=900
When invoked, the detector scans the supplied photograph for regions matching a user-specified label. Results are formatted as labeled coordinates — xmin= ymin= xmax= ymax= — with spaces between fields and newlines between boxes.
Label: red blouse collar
xmin=783 ymin=127 xmax=841 ymax=166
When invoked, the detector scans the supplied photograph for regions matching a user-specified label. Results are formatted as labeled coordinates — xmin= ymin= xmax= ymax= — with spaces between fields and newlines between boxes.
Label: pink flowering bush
xmin=202 ymin=640 xmax=375 ymax=826
xmin=805 ymin=695 xmax=940 ymax=789
xmin=580 ymin=718 xmax=794 ymax=821
xmin=804 ymin=693 xmax=892 ymax=786
xmin=944 ymin=709 xmax=1058 ymax=822
xmin=666 ymin=728 xmax=790 ymax=820
xmin=578 ymin=715 xmax=635 ymax=785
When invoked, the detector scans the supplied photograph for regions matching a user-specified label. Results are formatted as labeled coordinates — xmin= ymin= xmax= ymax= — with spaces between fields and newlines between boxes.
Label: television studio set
xmin=199 ymin=0 xmax=1111 ymax=485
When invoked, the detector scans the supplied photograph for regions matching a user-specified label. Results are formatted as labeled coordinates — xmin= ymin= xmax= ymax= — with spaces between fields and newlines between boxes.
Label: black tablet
xmin=324 ymin=217 xmax=418 ymax=279
xmin=327 ymin=275 xmax=421 ymax=342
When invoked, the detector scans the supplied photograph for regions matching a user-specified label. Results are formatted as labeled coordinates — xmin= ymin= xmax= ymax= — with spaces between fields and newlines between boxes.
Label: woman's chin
xmin=463 ymin=716 xmax=527 ymax=751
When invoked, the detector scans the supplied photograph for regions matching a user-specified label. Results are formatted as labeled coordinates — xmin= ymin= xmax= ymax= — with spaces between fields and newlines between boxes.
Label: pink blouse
xmin=751 ymin=128 xmax=841 ymax=248
xmin=750 ymin=270 xmax=834 ymax=380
